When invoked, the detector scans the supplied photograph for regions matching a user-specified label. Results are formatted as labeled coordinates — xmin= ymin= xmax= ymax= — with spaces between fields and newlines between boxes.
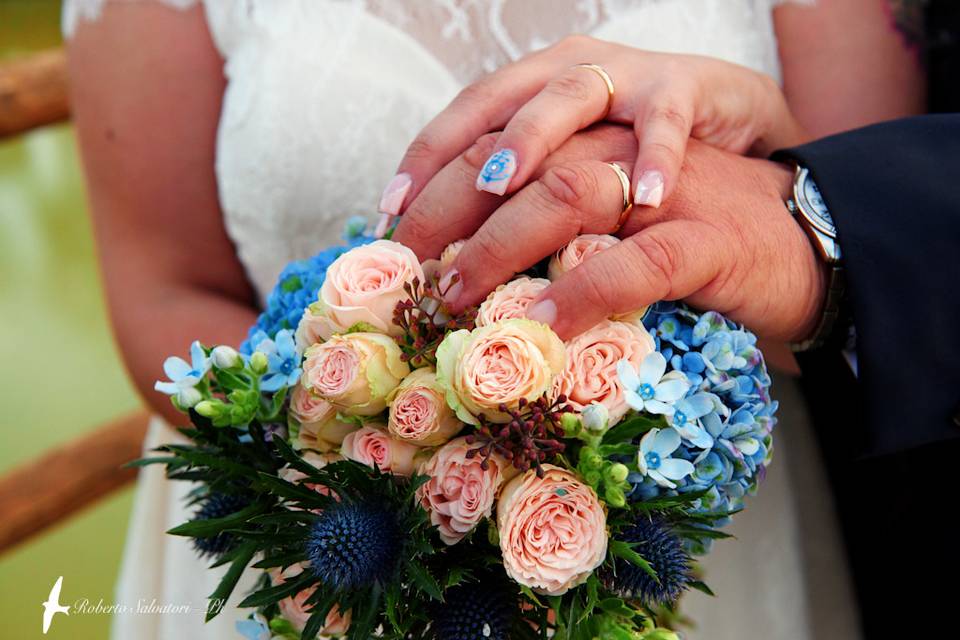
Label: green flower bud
xmin=249 ymin=351 xmax=269 ymax=375
xmin=561 ymin=412 xmax=582 ymax=437
xmin=640 ymin=629 xmax=680 ymax=640
xmin=581 ymin=402 xmax=609 ymax=433
xmin=605 ymin=485 xmax=627 ymax=508
xmin=585 ymin=470 xmax=602 ymax=487
xmin=605 ymin=462 xmax=629 ymax=484
xmin=176 ymin=386 xmax=203 ymax=409
xmin=582 ymin=449 xmax=603 ymax=470
xmin=194 ymin=400 xmax=218 ymax=417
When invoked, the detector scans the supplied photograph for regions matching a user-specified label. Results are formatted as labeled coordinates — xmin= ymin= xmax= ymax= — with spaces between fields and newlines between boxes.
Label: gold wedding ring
xmin=571 ymin=63 xmax=615 ymax=120
xmin=606 ymin=162 xmax=633 ymax=233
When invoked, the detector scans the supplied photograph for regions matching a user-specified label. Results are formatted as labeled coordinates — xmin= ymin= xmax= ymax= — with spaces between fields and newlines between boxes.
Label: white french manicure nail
xmin=634 ymin=170 xmax=664 ymax=208
xmin=379 ymin=172 xmax=412 ymax=215
xmin=374 ymin=212 xmax=394 ymax=238
xmin=475 ymin=149 xmax=517 ymax=195
xmin=525 ymin=299 xmax=557 ymax=327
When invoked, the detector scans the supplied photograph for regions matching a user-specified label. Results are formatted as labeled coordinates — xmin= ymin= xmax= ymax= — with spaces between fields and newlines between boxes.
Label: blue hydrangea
xmin=239 ymin=217 xmax=373 ymax=354
xmin=626 ymin=303 xmax=778 ymax=539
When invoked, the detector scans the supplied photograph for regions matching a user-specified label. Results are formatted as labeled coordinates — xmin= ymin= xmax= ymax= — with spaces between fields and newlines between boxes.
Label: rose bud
xmin=548 ymin=234 xmax=620 ymax=281
xmin=289 ymin=383 xmax=359 ymax=452
xmin=475 ymin=276 xmax=550 ymax=328
xmin=302 ymin=332 xmax=409 ymax=416
xmin=341 ymin=425 xmax=421 ymax=476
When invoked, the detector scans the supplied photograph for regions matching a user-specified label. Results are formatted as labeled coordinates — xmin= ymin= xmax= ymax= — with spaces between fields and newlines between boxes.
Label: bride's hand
xmin=379 ymin=36 xmax=808 ymax=222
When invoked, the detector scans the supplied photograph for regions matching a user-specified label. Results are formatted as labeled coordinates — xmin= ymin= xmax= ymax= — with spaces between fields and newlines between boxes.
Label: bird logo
xmin=41 ymin=576 xmax=70 ymax=634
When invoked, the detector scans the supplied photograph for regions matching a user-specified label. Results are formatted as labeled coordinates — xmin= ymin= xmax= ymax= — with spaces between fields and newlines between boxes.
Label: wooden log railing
xmin=0 ymin=48 xmax=70 ymax=139
xmin=0 ymin=411 xmax=150 ymax=554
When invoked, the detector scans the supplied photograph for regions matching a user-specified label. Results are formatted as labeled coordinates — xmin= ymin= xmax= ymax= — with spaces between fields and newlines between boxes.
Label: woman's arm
xmin=68 ymin=2 xmax=256 ymax=425
xmin=775 ymin=0 xmax=926 ymax=137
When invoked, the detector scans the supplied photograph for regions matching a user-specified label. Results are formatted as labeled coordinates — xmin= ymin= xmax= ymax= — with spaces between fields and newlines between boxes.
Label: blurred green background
xmin=1 ymin=1 xmax=141 ymax=638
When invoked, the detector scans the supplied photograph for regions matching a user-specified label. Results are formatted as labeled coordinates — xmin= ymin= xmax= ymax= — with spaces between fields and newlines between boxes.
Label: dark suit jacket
xmin=775 ymin=115 xmax=960 ymax=637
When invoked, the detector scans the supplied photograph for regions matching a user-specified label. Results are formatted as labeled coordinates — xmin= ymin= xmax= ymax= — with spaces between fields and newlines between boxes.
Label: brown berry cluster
xmin=391 ymin=273 xmax=476 ymax=367
xmin=465 ymin=395 xmax=573 ymax=478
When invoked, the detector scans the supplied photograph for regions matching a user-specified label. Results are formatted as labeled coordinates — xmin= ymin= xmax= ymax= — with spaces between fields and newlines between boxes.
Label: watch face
xmin=799 ymin=170 xmax=836 ymax=236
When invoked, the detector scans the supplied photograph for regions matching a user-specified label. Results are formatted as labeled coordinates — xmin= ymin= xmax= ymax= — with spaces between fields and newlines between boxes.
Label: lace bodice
xmin=64 ymin=0 xmax=793 ymax=301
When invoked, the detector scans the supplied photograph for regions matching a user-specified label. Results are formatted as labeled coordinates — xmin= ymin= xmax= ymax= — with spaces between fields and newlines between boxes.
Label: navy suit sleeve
xmin=774 ymin=114 xmax=960 ymax=456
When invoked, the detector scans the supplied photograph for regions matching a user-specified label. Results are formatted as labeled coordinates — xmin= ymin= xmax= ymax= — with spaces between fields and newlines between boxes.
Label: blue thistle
xmin=191 ymin=492 xmax=250 ymax=558
xmin=432 ymin=572 xmax=516 ymax=640
xmin=306 ymin=501 xmax=400 ymax=591
xmin=601 ymin=515 xmax=691 ymax=606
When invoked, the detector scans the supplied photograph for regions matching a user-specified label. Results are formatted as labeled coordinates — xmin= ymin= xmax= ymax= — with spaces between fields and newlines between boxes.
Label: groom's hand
xmin=393 ymin=130 xmax=826 ymax=342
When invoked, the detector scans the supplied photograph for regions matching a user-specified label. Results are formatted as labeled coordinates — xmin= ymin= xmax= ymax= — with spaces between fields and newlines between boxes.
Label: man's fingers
xmin=391 ymin=133 xmax=504 ymax=260
xmin=527 ymin=221 xmax=724 ymax=340
xmin=631 ymin=89 xmax=695 ymax=209
xmin=442 ymin=159 xmax=635 ymax=311
xmin=474 ymin=65 xmax=614 ymax=196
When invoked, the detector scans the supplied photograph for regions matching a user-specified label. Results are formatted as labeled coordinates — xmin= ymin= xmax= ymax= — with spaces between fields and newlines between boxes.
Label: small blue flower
xmin=618 ymin=352 xmax=690 ymax=415
xmin=235 ymin=614 xmax=271 ymax=640
xmin=638 ymin=427 xmax=695 ymax=489
xmin=669 ymin=393 xmax=716 ymax=449
xmin=253 ymin=329 xmax=301 ymax=392
xmin=154 ymin=341 xmax=210 ymax=407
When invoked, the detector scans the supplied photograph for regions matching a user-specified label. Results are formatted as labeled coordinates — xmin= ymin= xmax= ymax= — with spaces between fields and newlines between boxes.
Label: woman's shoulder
xmin=62 ymin=0 xmax=199 ymax=39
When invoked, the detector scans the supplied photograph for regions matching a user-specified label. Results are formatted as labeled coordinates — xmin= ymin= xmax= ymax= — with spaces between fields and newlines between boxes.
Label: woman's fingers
xmin=442 ymin=159 xmax=635 ymax=311
xmin=391 ymin=133 xmax=504 ymax=260
xmin=527 ymin=220 xmax=724 ymax=340
xmin=474 ymin=65 xmax=615 ymax=196
xmin=630 ymin=88 xmax=696 ymax=208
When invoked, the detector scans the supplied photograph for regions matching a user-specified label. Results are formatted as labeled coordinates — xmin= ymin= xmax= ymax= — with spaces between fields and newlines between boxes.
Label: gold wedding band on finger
xmin=571 ymin=63 xmax=615 ymax=120
xmin=606 ymin=161 xmax=634 ymax=234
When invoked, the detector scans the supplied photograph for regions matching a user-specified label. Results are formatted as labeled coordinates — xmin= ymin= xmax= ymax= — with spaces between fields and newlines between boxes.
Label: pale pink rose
xmin=416 ymin=437 xmax=516 ymax=545
xmin=435 ymin=319 xmax=566 ymax=424
xmin=289 ymin=384 xmax=359 ymax=452
xmin=295 ymin=304 xmax=328 ymax=352
xmin=548 ymin=234 xmax=620 ymax=281
xmin=387 ymin=368 xmax=463 ymax=446
xmin=440 ymin=239 xmax=466 ymax=269
xmin=302 ymin=332 xmax=409 ymax=416
xmin=497 ymin=465 xmax=607 ymax=596
xmin=271 ymin=564 xmax=351 ymax=636
xmin=341 ymin=425 xmax=420 ymax=476
xmin=475 ymin=277 xmax=551 ymax=328
xmin=553 ymin=320 xmax=656 ymax=425
xmin=313 ymin=240 xmax=425 ymax=338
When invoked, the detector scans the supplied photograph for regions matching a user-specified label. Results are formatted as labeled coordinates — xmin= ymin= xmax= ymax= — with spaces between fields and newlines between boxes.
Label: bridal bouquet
xmin=147 ymin=220 xmax=777 ymax=640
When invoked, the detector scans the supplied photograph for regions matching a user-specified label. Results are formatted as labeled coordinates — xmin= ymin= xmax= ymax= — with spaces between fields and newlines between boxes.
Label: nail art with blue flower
xmin=475 ymin=148 xmax=517 ymax=195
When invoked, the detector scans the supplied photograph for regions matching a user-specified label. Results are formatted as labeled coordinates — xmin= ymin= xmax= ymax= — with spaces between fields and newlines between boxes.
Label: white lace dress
xmin=63 ymin=1 xmax=860 ymax=638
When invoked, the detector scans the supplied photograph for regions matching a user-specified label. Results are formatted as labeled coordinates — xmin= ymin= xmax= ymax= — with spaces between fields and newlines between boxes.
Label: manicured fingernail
xmin=634 ymin=170 xmax=664 ymax=207
xmin=475 ymin=149 xmax=517 ymax=195
xmin=439 ymin=268 xmax=463 ymax=303
xmin=379 ymin=172 xmax=412 ymax=215
xmin=526 ymin=299 xmax=557 ymax=327
xmin=374 ymin=213 xmax=394 ymax=238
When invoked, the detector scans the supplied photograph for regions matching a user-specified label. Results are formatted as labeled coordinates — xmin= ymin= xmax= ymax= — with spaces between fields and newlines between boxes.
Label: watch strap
xmin=791 ymin=264 xmax=845 ymax=352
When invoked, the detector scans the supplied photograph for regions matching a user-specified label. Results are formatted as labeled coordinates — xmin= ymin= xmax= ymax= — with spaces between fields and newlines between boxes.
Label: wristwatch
xmin=785 ymin=164 xmax=845 ymax=352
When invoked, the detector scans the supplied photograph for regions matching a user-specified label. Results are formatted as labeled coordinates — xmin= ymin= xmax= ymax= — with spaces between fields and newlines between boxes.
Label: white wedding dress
xmin=63 ymin=1 xmax=861 ymax=639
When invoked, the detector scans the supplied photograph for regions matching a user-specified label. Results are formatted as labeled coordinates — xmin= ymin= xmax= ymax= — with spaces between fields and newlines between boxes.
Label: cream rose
xmin=435 ymin=319 xmax=565 ymax=424
xmin=416 ymin=437 xmax=516 ymax=545
xmin=497 ymin=465 xmax=608 ymax=595
xmin=289 ymin=384 xmax=359 ymax=451
xmin=386 ymin=368 xmax=463 ymax=446
xmin=475 ymin=277 xmax=551 ymax=328
xmin=553 ymin=319 xmax=656 ymax=425
xmin=312 ymin=239 xmax=424 ymax=338
xmin=271 ymin=564 xmax=351 ymax=637
xmin=548 ymin=234 xmax=620 ymax=280
xmin=302 ymin=332 xmax=409 ymax=416
xmin=341 ymin=425 xmax=420 ymax=476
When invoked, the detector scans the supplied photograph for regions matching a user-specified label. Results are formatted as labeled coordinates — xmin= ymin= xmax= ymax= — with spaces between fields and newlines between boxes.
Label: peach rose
xmin=553 ymin=320 xmax=656 ymax=425
xmin=386 ymin=368 xmax=463 ymax=446
xmin=416 ymin=437 xmax=516 ymax=545
xmin=475 ymin=277 xmax=551 ymax=328
xmin=440 ymin=239 xmax=466 ymax=269
xmin=497 ymin=465 xmax=607 ymax=595
xmin=341 ymin=425 xmax=420 ymax=476
xmin=302 ymin=332 xmax=409 ymax=416
xmin=435 ymin=319 xmax=566 ymax=424
xmin=312 ymin=239 xmax=424 ymax=338
xmin=271 ymin=563 xmax=351 ymax=637
xmin=548 ymin=234 xmax=620 ymax=280
xmin=289 ymin=384 xmax=359 ymax=451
